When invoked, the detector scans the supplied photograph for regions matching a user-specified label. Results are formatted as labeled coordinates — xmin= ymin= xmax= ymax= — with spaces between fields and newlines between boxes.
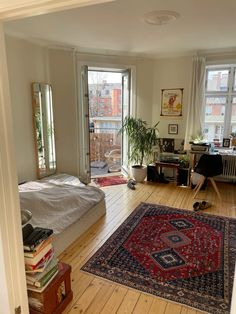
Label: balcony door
xmin=78 ymin=65 xmax=131 ymax=182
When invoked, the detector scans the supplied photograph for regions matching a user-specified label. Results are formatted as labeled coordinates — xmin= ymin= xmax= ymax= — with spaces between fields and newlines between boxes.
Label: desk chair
xmin=193 ymin=154 xmax=223 ymax=200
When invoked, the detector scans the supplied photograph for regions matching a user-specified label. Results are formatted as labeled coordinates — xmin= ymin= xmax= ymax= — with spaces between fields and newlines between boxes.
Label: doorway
xmin=88 ymin=69 xmax=122 ymax=177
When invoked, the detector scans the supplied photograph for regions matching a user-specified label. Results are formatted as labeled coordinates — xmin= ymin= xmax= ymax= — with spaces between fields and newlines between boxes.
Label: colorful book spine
xmin=25 ymin=248 xmax=53 ymax=271
xmin=24 ymin=236 xmax=53 ymax=258
xmin=24 ymin=243 xmax=52 ymax=265
xmin=34 ymin=264 xmax=58 ymax=288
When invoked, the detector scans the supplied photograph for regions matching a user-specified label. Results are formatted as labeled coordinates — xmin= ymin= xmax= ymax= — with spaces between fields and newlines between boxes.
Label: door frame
xmin=76 ymin=60 xmax=136 ymax=179
xmin=0 ymin=22 xmax=29 ymax=314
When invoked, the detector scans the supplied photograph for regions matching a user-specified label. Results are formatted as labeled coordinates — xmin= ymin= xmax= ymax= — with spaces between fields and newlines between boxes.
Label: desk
xmin=190 ymin=150 xmax=236 ymax=181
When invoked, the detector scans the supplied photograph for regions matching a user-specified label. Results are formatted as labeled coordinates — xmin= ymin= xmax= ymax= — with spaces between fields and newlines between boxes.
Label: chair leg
xmin=209 ymin=178 xmax=222 ymax=201
xmin=193 ymin=176 xmax=206 ymax=199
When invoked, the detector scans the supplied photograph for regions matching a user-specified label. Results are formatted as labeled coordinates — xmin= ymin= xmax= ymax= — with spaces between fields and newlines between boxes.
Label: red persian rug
xmin=93 ymin=175 xmax=127 ymax=187
xmin=82 ymin=203 xmax=236 ymax=314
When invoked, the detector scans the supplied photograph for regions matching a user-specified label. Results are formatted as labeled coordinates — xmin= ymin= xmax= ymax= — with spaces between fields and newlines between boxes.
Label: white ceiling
xmin=4 ymin=0 xmax=236 ymax=58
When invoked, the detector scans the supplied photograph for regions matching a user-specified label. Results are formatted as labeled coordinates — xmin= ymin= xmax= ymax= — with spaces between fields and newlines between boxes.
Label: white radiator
xmin=219 ymin=155 xmax=236 ymax=181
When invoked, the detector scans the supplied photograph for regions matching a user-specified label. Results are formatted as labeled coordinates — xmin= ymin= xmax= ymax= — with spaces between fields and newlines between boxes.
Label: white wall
xmin=6 ymin=35 xmax=49 ymax=182
xmin=48 ymin=48 xmax=78 ymax=176
xmin=152 ymin=56 xmax=192 ymax=141
xmin=7 ymin=36 xmax=192 ymax=182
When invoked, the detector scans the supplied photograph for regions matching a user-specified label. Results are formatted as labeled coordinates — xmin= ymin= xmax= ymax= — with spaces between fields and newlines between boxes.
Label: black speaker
xmin=147 ymin=165 xmax=159 ymax=182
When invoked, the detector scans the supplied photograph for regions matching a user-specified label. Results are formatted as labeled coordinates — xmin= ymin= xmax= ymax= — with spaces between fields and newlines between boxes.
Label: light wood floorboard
xmin=60 ymin=181 xmax=236 ymax=314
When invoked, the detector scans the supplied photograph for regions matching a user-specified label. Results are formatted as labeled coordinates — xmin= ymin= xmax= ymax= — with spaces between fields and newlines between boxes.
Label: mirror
xmin=32 ymin=82 xmax=56 ymax=178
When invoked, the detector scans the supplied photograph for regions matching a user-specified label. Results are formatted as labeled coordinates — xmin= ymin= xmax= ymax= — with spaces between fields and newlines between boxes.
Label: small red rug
xmin=82 ymin=202 xmax=236 ymax=314
xmin=93 ymin=175 xmax=127 ymax=187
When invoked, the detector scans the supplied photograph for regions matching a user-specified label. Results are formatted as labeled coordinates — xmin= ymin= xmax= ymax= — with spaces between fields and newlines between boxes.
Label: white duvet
xmin=19 ymin=174 xmax=105 ymax=234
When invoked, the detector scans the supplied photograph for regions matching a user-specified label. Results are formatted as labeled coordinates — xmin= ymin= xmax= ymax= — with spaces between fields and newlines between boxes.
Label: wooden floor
xmin=60 ymin=181 xmax=236 ymax=314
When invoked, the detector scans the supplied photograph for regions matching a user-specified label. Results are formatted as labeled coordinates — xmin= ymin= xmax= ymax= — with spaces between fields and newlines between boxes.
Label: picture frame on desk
xmin=223 ymin=138 xmax=230 ymax=148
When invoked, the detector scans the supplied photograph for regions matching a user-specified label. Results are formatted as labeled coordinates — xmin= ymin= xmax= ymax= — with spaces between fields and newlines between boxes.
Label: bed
xmin=19 ymin=174 xmax=106 ymax=256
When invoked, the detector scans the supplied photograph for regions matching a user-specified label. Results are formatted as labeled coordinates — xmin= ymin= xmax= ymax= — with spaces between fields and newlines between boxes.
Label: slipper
xmin=127 ymin=181 xmax=136 ymax=190
xmin=193 ymin=202 xmax=201 ymax=211
xmin=199 ymin=201 xmax=212 ymax=210
xmin=128 ymin=179 xmax=137 ymax=185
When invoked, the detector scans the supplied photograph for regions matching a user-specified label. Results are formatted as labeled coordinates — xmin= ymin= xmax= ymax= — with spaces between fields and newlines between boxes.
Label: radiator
xmin=218 ymin=155 xmax=236 ymax=181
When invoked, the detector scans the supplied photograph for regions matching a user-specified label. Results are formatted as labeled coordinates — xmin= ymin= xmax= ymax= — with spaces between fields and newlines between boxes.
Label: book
xmin=25 ymin=248 xmax=53 ymax=271
xmin=27 ymin=269 xmax=59 ymax=293
xmin=24 ymin=236 xmax=53 ymax=258
xmin=35 ymin=265 xmax=58 ymax=288
xmin=26 ymin=257 xmax=58 ymax=284
xmin=25 ymin=252 xmax=54 ymax=274
xmin=24 ymin=243 xmax=52 ymax=265
xmin=23 ymin=224 xmax=53 ymax=251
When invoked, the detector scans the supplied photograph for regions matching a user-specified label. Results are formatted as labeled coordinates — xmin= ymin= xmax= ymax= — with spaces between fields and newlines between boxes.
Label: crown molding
xmin=0 ymin=0 xmax=114 ymax=21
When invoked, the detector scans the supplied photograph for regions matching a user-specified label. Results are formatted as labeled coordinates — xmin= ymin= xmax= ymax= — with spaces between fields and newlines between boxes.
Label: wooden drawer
xmin=28 ymin=262 xmax=73 ymax=314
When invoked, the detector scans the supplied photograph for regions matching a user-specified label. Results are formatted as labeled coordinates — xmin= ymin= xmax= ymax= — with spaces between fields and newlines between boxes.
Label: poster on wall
xmin=161 ymin=88 xmax=183 ymax=117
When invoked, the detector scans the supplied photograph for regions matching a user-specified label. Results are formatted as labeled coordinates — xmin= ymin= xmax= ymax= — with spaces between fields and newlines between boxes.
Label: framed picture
xmin=168 ymin=124 xmax=178 ymax=135
xmin=222 ymin=138 xmax=230 ymax=148
xmin=161 ymin=88 xmax=183 ymax=116
xmin=161 ymin=138 xmax=175 ymax=153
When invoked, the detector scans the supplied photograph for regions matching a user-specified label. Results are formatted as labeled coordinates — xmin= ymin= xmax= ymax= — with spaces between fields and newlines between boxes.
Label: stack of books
xmin=22 ymin=224 xmax=58 ymax=293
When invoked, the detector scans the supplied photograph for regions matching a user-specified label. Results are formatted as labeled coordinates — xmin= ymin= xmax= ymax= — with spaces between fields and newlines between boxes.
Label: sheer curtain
xmin=184 ymin=55 xmax=206 ymax=149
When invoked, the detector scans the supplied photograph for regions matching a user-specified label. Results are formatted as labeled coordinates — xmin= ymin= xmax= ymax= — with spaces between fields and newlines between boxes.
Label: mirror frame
xmin=31 ymin=82 xmax=56 ymax=179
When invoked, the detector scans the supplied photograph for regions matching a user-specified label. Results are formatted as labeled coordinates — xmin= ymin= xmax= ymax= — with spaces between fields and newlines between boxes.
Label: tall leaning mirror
xmin=32 ymin=82 xmax=56 ymax=178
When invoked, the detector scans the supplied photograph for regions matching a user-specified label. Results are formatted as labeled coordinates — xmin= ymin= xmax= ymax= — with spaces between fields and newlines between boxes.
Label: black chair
xmin=193 ymin=154 xmax=223 ymax=200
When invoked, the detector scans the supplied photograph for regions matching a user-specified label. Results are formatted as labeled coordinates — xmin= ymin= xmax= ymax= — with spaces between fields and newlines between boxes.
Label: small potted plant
xmin=177 ymin=154 xmax=190 ymax=186
xmin=230 ymin=132 xmax=236 ymax=147
xmin=119 ymin=116 xmax=159 ymax=182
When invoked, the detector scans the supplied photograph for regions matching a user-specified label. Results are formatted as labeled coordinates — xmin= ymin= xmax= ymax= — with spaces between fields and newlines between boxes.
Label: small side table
xmin=155 ymin=162 xmax=179 ymax=182
xmin=28 ymin=262 xmax=73 ymax=314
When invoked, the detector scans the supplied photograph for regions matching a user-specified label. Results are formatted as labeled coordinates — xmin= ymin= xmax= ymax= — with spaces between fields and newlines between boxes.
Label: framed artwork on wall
xmin=168 ymin=124 xmax=178 ymax=135
xmin=161 ymin=88 xmax=183 ymax=117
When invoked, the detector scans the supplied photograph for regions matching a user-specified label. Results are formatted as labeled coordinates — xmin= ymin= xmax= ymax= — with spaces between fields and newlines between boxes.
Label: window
xmin=204 ymin=66 xmax=236 ymax=142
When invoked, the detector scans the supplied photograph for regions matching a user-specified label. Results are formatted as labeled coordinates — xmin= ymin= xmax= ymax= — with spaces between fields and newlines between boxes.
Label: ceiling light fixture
xmin=144 ymin=10 xmax=180 ymax=26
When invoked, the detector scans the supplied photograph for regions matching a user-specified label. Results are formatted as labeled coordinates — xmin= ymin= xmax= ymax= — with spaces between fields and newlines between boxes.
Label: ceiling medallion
xmin=144 ymin=10 xmax=180 ymax=26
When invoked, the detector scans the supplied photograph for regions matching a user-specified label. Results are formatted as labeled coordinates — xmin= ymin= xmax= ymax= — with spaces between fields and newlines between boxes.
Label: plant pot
xmin=131 ymin=165 xmax=147 ymax=182
xmin=231 ymin=137 xmax=236 ymax=147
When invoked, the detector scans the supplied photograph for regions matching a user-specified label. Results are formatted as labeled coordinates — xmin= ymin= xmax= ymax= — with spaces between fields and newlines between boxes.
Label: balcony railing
xmin=90 ymin=127 xmax=121 ymax=163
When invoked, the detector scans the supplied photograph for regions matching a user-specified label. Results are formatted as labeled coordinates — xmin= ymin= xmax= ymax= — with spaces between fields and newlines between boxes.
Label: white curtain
xmin=184 ymin=55 xmax=206 ymax=150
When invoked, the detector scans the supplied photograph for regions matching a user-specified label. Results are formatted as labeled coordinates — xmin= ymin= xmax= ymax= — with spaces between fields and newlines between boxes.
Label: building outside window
xmin=204 ymin=65 xmax=236 ymax=143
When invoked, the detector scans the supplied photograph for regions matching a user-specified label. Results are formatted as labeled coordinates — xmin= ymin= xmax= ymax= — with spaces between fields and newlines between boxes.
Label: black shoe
xmin=128 ymin=179 xmax=137 ymax=185
xmin=127 ymin=181 xmax=136 ymax=190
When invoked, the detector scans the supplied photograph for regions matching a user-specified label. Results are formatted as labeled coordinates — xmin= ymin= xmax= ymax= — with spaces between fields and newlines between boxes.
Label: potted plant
xmin=230 ymin=132 xmax=236 ymax=147
xmin=119 ymin=116 xmax=159 ymax=182
xmin=177 ymin=154 xmax=190 ymax=186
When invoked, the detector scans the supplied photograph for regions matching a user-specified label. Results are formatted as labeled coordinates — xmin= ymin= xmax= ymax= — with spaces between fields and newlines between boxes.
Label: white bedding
xmin=19 ymin=175 xmax=105 ymax=235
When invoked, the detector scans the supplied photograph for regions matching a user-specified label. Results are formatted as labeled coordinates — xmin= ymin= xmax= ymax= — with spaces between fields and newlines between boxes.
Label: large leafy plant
xmin=119 ymin=116 xmax=159 ymax=166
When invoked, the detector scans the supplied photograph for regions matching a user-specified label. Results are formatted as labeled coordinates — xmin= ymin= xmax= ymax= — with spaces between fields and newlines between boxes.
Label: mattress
xmin=19 ymin=174 xmax=105 ymax=235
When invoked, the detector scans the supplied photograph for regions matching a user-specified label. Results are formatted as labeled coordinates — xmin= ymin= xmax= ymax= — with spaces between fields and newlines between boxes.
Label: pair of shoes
xmin=127 ymin=179 xmax=136 ymax=190
xmin=193 ymin=201 xmax=212 ymax=211
xmin=200 ymin=201 xmax=212 ymax=210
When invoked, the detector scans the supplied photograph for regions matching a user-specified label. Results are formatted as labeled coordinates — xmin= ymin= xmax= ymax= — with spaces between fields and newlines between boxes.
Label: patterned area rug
xmin=81 ymin=203 xmax=236 ymax=314
xmin=93 ymin=175 xmax=127 ymax=187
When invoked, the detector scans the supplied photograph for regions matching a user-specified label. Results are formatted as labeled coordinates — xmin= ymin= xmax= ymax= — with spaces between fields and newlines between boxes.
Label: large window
xmin=204 ymin=66 xmax=236 ymax=142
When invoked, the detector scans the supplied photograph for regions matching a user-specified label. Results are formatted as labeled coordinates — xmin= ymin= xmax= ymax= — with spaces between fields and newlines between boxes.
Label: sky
xmin=88 ymin=71 xmax=122 ymax=84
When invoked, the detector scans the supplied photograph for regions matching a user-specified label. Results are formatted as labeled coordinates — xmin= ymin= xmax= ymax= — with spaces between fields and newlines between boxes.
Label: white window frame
xmin=204 ymin=65 xmax=236 ymax=140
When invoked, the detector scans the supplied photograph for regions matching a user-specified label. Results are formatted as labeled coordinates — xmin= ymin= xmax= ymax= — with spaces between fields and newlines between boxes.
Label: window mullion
xmin=224 ymin=67 xmax=234 ymax=137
